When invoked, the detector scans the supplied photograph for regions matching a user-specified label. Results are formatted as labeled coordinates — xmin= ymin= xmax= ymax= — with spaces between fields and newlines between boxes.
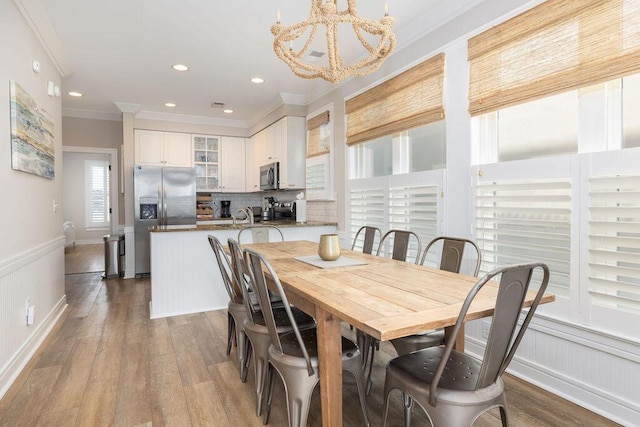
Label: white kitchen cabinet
xmin=220 ymin=137 xmax=246 ymax=192
xmin=245 ymin=136 xmax=260 ymax=192
xmin=250 ymin=116 xmax=306 ymax=190
xmin=277 ymin=116 xmax=306 ymax=190
xmin=135 ymin=130 xmax=192 ymax=167
xmin=193 ymin=135 xmax=220 ymax=191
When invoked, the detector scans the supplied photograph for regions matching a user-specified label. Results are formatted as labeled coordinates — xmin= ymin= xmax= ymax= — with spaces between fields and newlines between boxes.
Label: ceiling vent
xmin=309 ymin=51 xmax=325 ymax=58
xmin=210 ymin=101 xmax=225 ymax=108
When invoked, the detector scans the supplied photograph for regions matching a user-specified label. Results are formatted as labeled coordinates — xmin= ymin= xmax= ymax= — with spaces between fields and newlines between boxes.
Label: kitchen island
xmin=148 ymin=221 xmax=337 ymax=319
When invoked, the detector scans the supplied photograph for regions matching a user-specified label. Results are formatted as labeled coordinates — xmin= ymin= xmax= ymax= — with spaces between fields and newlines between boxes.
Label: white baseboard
xmin=0 ymin=295 xmax=67 ymax=400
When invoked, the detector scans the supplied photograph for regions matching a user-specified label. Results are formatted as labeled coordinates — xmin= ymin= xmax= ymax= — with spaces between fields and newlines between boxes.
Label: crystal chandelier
xmin=271 ymin=0 xmax=396 ymax=84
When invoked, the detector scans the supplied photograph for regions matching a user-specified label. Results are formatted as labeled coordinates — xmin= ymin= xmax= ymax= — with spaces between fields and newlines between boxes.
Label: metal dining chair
xmin=237 ymin=225 xmax=284 ymax=244
xmin=351 ymin=225 xmax=382 ymax=254
xmin=382 ymin=263 xmax=550 ymax=427
xmin=376 ymin=229 xmax=422 ymax=264
xmin=391 ymin=236 xmax=483 ymax=356
xmin=227 ymin=238 xmax=315 ymax=417
xmin=208 ymin=235 xmax=249 ymax=380
xmin=361 ymin=229 xmax=423 ymax=394
xmin=243 ymin=247 xmax=371 ymax=427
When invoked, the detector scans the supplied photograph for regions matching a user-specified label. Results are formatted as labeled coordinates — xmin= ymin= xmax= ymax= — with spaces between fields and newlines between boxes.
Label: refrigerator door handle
xmin=158 ymin=185 xmax=163 ymax=226
xmin=163 ymin=185 xmax=168 ymax=226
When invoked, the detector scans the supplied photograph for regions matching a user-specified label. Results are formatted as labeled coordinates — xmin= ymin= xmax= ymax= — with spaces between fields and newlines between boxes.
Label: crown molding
xmin=63 ymin=108 xmax=122 ymax=122
xmin=134 ymin=110 xmax=247 ymax=128
xmin=14 ymin=0 xmax=72 ymax=76
xmin=114 ymin=102 xmax=141 ymax=114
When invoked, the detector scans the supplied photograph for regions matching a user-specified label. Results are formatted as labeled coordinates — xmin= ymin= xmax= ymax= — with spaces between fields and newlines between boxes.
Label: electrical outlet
xmin=25 ymin=298 xmax=31 ymax=326
xmin=481 ymin=319 xmax=491 ymax=338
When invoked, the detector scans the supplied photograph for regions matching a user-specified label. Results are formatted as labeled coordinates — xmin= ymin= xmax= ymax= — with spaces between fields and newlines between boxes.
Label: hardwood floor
xmin=0 ymin=246 xmax=619 ymax=426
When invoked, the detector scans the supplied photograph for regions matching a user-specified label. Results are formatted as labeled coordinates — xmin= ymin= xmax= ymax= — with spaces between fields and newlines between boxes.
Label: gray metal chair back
xmin=207 ymin=235 xmax=248 ymax=379
xmin=420 ymin=236 xmax=482 ymax=276
xmin=227 ymin=238 xmax=259 ymax=322
xmin=208 ymin=235 xmax=242 ymax=303
xmin=351 ymin=225 xmax=382 ymax=254
xmin=391 ymin=237 xmax=482 ymax=357
xmin=377 ymin=229 xmax=422 ymax=264
xmin=382 ymin=262 xmax=550 ymax=427
xmin=243 ymin=247 xmax=371 ymax=427
xmin=237 ymin=225 xmax=284 ymax=244
xmin=243 ymin=248 xmax=314 ymax=372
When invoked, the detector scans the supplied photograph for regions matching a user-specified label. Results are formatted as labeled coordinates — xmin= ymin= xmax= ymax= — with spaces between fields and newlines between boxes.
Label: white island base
xmin=149 ymin=223 xmax=337 ymax=319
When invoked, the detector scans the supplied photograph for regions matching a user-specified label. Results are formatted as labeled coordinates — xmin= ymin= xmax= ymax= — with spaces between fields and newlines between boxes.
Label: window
xmin=348 ymin=121 xmax=446 ymax=179
xmin=623 ymin=73 xmax=640 ymax=148
xmin=85 ymin=160 xmax=110 ymax=229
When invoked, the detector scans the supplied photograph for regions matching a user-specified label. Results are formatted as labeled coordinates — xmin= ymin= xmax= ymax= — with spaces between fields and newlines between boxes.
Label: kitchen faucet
xmin=236 ymin=208 xmax=254 ymax=224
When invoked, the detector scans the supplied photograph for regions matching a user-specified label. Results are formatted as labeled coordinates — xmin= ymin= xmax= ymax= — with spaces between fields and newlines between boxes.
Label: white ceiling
xmin=29 ymin=0 xmax=481 ymax=127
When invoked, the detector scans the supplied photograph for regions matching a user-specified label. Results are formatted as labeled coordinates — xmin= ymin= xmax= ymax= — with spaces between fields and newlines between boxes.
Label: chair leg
xmin=365 ymin=340 xmax=377 ymax=396
xmin=254 ymin=350 xmax=268 ymax=416
xmin=402 ymin=392 xmax=413 ymax=427
xmin=343 ymin=360 xmax=371 ymax=427
xmin=278 ymin=367 xmax=318 ymax=427
xmin=263 ymin=364 xmax=277 ymax=425
xmin=499 ymin=406 xmax=509 ymax=427
xmin=242 ymin=339 xmax=252 ymax=383
xmin=226 ymin=313 xmax=235 ymax=355
xmin=236 ymin=327 xmax=246 ymax=380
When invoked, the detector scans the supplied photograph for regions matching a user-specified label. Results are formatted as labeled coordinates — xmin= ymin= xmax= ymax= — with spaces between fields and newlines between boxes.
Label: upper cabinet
xmin=220 ymin=136 xmax=246 ymax=192
xmin=193 ymin=134 xmax=246 ymax=192
xmin=193 ymin=135 xmax=220 ymax=191
xmin=249 ymin=116 xmax=306 ymax=191
xmin=135 ymin=130 xmax=192 ymax=167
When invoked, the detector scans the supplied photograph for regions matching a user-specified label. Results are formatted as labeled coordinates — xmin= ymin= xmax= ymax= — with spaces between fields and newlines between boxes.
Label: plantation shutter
xmin=345 ymin=53 xmax=445 ymax=146
xmin=86 ymin=160 xmax=110 ymax=228
xmin=468 ymin=0 xmax=640 ymax=116
xmin=476 ymin=179 xmax=572 ymax=294
xmin=588 ymin=175 xmax=640 ymax=312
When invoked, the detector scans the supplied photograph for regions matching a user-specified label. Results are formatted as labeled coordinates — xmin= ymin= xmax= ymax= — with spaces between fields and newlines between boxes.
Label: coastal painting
xmin=9 ymin=80 xmax=55 ymax=179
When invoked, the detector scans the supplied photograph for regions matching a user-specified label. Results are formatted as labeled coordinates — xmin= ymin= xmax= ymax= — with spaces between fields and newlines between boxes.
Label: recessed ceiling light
xmin=172 ymin=64 xmax=189 ymax=72
xmin=164 ymin=102 xmax=177 ymax=108
xmin=251 ymin=77 xmax=264 ymax=84
xmin=223 ymin=109 xmax=234 ymax=114
xmin=68 ymin=91 xmax=83 ymax=97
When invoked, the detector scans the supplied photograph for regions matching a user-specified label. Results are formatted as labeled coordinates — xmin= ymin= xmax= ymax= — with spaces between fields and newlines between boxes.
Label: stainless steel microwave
xmin=260 ymin=162 xmax=279 ymax=190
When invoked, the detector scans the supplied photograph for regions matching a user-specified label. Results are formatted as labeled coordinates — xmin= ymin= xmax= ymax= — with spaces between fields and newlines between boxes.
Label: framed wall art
xmin=9 ymin=80 xmax=55 ymax=179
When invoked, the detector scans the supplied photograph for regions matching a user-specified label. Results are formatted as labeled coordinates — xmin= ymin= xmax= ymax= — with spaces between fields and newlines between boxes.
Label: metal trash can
xmin=103 ymin=234 xmax=124 ymax=279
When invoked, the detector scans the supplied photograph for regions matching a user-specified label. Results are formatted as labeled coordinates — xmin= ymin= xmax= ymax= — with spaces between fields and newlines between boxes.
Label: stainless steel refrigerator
xmin=134 ymin=165 xmax=196 ymax=276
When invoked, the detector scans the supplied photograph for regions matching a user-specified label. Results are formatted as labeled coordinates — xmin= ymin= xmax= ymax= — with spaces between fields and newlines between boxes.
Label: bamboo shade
xmin=468 ymin=0 xmax=640 ymax=116
xmin=307 ymin=110 xmax=331 ymax=158
xmin=346 ymin=53 xmax=445 ymax=146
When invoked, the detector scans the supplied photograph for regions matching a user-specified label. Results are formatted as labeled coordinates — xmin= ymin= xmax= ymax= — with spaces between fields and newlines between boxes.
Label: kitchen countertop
xmin=149 ymin=220 xmax=337 ymax=232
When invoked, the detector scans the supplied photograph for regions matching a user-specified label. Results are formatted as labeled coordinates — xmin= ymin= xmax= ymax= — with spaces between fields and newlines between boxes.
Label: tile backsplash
xmin=199 ymin=191 xmax=337 ymax=223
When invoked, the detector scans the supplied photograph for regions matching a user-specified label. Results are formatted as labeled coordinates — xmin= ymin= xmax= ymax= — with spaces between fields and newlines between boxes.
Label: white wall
xmin=0 ymin=0 xmax=66 ymax=398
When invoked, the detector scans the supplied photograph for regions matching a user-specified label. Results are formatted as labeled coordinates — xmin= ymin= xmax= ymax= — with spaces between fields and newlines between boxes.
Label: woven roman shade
xmin=307 ymin=111 xmax=330 ymax=158
xmin=345 ymin=53 xmax=445 ymax=146
xmin=468 ymin=0 xmax=640 ymax=116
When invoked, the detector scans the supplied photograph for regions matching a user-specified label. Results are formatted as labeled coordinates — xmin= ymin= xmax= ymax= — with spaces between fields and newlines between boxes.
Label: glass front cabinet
xmin=193 ymin=135 xmax=220 ymax=191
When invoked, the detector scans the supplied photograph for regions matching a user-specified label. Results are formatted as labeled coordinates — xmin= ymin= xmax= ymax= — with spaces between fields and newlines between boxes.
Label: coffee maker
xmin=220 ymin=200 xmax=231 ymax=218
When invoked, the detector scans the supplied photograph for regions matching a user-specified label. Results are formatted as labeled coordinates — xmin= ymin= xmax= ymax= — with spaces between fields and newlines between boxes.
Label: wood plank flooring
xmin=0 ymin=245 xmax=620 ymax=426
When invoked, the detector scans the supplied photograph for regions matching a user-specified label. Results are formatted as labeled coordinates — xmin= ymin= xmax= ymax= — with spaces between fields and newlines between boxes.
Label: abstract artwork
xmin=9 ymin=80 xmax=55 ymax=179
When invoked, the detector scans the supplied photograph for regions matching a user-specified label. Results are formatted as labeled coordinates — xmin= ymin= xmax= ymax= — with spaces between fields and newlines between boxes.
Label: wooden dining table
xmin=244 ymin=240 xmax=555 ymax=427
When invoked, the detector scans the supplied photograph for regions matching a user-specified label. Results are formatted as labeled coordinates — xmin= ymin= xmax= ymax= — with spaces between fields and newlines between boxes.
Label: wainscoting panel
xmin=466 ymin=314 xmax=640 ymax=426
xmin=0 ymin=237 xmax=67 ymax=399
